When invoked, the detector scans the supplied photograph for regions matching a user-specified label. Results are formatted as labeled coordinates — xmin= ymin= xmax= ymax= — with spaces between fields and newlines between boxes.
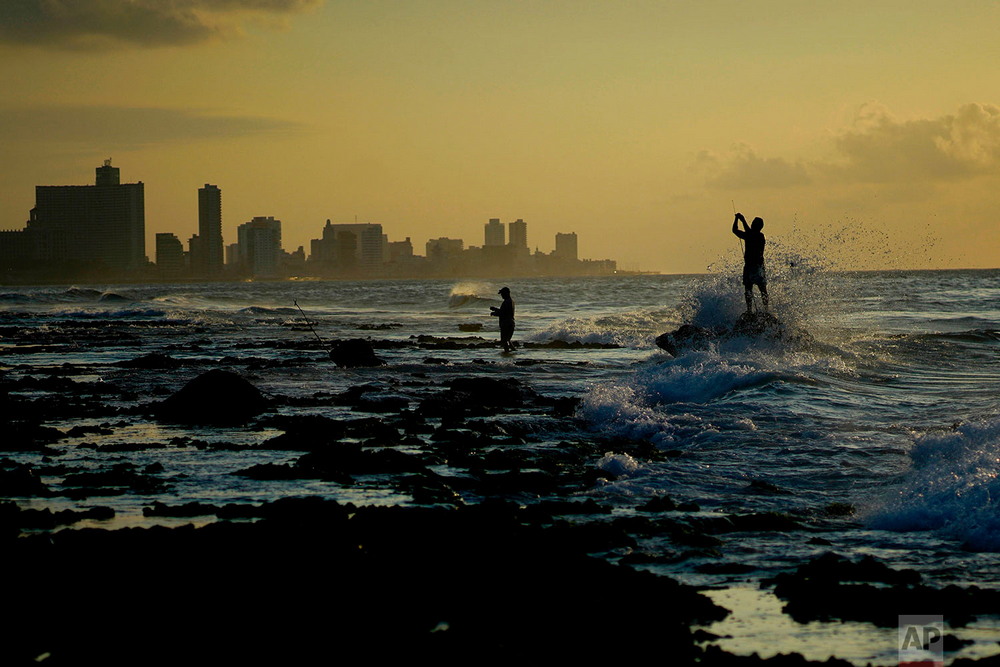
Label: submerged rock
xmin=156 ymin=369 xmax=268 ymax=425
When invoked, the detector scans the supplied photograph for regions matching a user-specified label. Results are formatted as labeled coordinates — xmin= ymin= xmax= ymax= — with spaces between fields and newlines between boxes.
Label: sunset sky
xmin=2 ymin=1 xmax=999 ymax=274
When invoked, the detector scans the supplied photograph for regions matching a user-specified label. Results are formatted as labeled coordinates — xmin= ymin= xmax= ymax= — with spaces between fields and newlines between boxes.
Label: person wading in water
xmin=490 ymin=286 xmax=515 ymax=352
xmin=732 ymin=212 xmax=769 ymax=313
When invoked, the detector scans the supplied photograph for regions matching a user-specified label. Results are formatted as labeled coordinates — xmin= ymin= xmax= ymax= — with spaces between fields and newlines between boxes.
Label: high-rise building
xmin=507 ymin=219 xmax=527 ymax=249
xmin=197 ymin=184 xmax=223 ymax=275
xmin=554 ymin=232 xmax=579 ymax=261
xmin=155 ymin=233 xmax=184 ymax=279
xmin=484 ymin=218 xmax=505 ymax=247
xmin=237 ymin=216 xmax=282 ymax=277
xmin=24 ymin=160 xmax=145 ymax=271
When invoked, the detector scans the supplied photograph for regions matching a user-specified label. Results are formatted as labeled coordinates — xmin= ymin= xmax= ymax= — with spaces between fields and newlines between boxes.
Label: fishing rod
xmin=732 ymin=200 xmax=745 ymax=255
xmin=293 ymin=300 xmax=324 ymax=345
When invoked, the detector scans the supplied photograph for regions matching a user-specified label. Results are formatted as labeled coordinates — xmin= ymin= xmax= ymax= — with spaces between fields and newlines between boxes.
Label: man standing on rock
xmin=732 ymin=212 xmax=769 ymax=313
xmin=490 ymin=286 xmax=515 ymax=352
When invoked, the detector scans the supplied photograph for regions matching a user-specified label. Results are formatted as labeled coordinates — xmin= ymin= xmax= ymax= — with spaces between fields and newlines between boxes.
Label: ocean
xmin=3 ymin=267 xmax=1000 ymax=663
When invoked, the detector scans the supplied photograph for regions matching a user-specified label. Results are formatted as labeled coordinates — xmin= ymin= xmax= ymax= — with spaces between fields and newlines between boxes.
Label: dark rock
xmin=637 ymin=495 xmax=677 ymax=512
xmin=446 ymin=376 xmax=536 ymax=407
xmin=329 ymin=339 xmax=386 ymax=368
xmin=655 ymin=324 xmax=720 ymax=356
xmin=731 ymin=310 xmax=785 ymax=337
xmin=298 ymin=444 xmax=428 ymax=476
xmin=143 ymin=501 xmax=219 ymax=517
xmin=0 ymin=461 xmax=51 ymax=496
xmin=3 ymin=501 xmax=730 ymax=664
xmin=62 ymin=463 xmax=166 ymax=493
xmin=116 ymin=353 xmax=183 ymax=369
xmin=156 ymin=369 xmax=268 ymax=425
xmin=234 ymin=462 xmax=313 ymax=481
xmin=694 ymin=562 xmax=757 ymax=575
xmin=763 ymin=553 xmax=1000 ymax=628
xmin=66 ymin=424 xmax=114 ymax=438
xmin=0 ymin=422 xmax=67 ymax=451
xmin=656 ymin=312 xmax=813 ymax=357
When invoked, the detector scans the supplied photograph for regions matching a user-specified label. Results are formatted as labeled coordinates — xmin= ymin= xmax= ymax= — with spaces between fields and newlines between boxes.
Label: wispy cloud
xmin=0 ymin=0 xmax=324 ymax=50
xmin=0 ymin=105 xmax=305 ymax=149
xmin=702 ymin=102 xmax=1000 ymax=190
xmin=698 ymin=144 xmax=812 ymax=190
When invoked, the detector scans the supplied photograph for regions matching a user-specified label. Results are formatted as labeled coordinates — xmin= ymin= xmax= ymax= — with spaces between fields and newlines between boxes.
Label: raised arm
xmin=732 ymin=213 xmax=748 ymax=238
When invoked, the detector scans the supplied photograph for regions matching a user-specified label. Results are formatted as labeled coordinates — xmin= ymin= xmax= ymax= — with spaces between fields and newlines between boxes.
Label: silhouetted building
xmin=484 ymin=218 xmax=505 ymax=246
xmin=388 ymin=237 xmax=414 ymax=262
xmin=237 ymin=216 xmax=282 ymax=277
xmin=188 ymin=234 xmax=204 ymax=273
xmin=426 ymin=237 xmax=464 ymax=259
xmin=554 ymin=232 xmax=578 ymax=261
xmin=309 ymin=221 xmax=387 ymax=275
xmin=156 ymin=233 xmax=184 ymax=279
xmin=197 ymin=184 xmax=223 ymax=276
xmin=508 ymin=219 xmax=527 ymax=249
xmin=15 ymin=160 xmax=145 ymax=273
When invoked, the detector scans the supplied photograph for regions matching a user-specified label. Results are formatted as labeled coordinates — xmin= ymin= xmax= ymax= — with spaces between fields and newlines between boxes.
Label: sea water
xmin=3 ymin=268 xmax=1000 ymax=662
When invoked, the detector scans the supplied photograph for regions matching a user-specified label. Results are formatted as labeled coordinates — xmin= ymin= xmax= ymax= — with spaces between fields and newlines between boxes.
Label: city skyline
xmin=2 ymin=3 xmax=1000 ymax=273
xmin=0 ymin=162 xmax=616 ymax=281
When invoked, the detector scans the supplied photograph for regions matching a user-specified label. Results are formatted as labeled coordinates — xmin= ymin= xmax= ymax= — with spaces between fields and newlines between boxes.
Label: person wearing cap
xmin=732 ymin=213 xmax=769 ymax=313
xmin=490 ymin=286 xmax=515 ymax=352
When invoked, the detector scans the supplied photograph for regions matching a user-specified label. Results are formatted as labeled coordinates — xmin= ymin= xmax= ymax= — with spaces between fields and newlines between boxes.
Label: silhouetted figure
xmin=490 ymin=286 xmax=515 ymax=352
xmin=732 ymin=213 xmax=769 ymax=313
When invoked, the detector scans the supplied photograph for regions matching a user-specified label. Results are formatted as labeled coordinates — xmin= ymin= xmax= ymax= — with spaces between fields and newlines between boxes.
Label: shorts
xmin=742 ymin=264 xmax=767 ymax=288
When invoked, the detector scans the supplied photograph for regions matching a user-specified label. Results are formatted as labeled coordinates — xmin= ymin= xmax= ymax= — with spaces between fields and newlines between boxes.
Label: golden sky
xmin=2 ymin=0 xmax=999 ymax=274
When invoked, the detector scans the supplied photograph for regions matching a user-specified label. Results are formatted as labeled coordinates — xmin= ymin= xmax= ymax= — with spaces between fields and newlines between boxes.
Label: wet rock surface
xmin=656 ymin=311 xmax=813 ymax=356
xmin=4 ymin=499 xmax=727 ymax=665
xmin=3 ymin=324 xmax=1000 ymax=666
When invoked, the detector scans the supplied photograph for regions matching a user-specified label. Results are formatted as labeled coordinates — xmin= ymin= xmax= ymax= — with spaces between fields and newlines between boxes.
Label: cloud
xmin=702 ymin=103 xmax=1000 ymax=191
xmin=698 ymin=144 xmax=812 ymax=190
xmin=0 ymin=105 xmax=304 ymax=149
xmin=0 ymin=0 xmax=324 ymax=50
xmin=827 ymin=102 xmax=1000 ymax=183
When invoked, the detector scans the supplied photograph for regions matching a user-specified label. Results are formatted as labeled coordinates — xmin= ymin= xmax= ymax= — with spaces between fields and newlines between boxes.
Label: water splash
xmin=865 ymin=415 xmax=1000 ymax=552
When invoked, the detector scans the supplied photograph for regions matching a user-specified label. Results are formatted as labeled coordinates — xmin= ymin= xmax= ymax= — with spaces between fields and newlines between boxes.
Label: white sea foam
xmin=596 ymin=452 xmax=641 ymax=477
xmin=866 ymin=415 xmax=1000 ymax=551
xmin=524 ymin=307 xmax=675 ymax=348
xmin=578 ymin=349 xmax=781 ymax=448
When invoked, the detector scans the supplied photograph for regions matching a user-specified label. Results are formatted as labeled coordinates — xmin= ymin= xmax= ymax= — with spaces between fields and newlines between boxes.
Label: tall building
xmin=484 ymin=218 xmax=505 ymax=246
xmin=237 ymin=216 xmax=282 ymax=277
xmin=155 ymin=233 xmax=184 ymax=279
xmin=554 ymin=232 xmax=579 ymax=261
xmin=197 ymin=184 xmax=223 ymax=275
xmin=507 ymin=219 xmax=527 ymax=249
xmin=22 ymin=160 xmax=145 ymax=271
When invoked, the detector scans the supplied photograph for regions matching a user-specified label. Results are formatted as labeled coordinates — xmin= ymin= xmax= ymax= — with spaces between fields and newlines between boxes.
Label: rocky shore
xmin=3 ymin=337 xmax=1000 ymax=665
